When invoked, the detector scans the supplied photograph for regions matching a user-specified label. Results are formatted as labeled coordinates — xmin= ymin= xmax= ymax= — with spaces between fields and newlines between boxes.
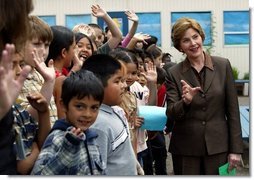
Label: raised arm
xmin=142 ymin=62 xmax=157 ymax=105
xmin=26 ymin=48 xmax=55 ymax=121
xmin=126 ymin=33 xmax=150 ymax=50
xmin=121 ymin=10 xmax=139 ymax=48
xmin=91 ymin=4 xmax=122 ymax=49
xmin=27 ymin=92 xmax=50 ymax=149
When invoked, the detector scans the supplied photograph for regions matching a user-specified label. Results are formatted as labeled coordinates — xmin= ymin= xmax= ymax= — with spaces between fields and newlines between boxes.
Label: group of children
xmin=0 ymin=2 xmax=175 ymax=175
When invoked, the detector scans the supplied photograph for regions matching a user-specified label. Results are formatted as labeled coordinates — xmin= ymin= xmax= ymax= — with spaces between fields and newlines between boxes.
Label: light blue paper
xmin=139 ymin=106 xmax=167 ymax=131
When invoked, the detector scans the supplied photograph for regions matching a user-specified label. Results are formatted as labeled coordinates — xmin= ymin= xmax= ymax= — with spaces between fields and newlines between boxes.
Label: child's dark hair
xmin=156 ymin=66 xmax=166 ymax=85
xmin=109 ymin=47 xmax=139 ymax=70
xmin=104 ymin=26 xmax=109 ymax=34
xmin=81 ymin=54 xmax=122 ymax=87
xmin=143 ymin=35 xmax=158 ymax=50
xmin=133 ymin=48 xmax=145 ymax=59
xmin=46 ymin=26 xmax=74 ymax=65
xmin=143 ymin=50 xmax=155 ymax=64
xmin=162 ymin=52 xmax=172 ymax=64
xmin=61 ymin=69 xmax=104 ymax=107
xmin=146 ymin=44 xmax=162 ymax=60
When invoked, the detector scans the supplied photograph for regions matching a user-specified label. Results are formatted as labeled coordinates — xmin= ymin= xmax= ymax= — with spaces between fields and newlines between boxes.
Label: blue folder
xmin=138 ymin=106 xmax=167 ymax=131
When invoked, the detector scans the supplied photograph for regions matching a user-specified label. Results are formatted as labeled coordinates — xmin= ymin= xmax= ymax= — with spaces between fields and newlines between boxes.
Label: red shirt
xmin=55 ymin=68 xmax=69 ymax=78
xmin=157 ymin=83 xmax=166 ymax=107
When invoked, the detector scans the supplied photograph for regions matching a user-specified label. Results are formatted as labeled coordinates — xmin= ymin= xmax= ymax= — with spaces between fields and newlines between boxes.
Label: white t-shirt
xmin=130 ymin=81 xmax=149 ymax=153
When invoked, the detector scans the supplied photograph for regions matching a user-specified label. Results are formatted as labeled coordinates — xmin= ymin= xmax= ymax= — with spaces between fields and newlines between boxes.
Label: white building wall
xmin=32 ymin=0 xmax=249 ymax=78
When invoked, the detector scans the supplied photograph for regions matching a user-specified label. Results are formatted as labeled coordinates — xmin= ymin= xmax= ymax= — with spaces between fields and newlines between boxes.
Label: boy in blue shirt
xmin=82 ymin=54 xmax=137 ymax=175
xmin=31 ymin=70 xmax=105 ymax=175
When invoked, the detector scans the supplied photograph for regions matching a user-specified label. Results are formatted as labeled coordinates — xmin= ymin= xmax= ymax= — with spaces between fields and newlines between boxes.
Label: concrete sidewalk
xmin=238 ymin=96 xmax=249 ymax=106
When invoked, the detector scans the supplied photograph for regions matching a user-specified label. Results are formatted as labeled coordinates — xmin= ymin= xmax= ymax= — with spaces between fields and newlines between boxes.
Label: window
xmin=171 ymin=12 xmax=212 ymax=46
xmin=97 ymin=11 xmax=128 ymax=35
xmin=65 ymin=15 xmax=91 ymax=30
xmin=38 ymin=16 xmax=56 ymax=26
xmin=223 ymin=11 xmax=249 ymax=45
xmin=136 ymin=13 xmax=161 ymax=46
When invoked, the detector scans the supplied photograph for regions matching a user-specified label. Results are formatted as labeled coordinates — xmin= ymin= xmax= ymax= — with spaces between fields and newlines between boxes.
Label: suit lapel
xmin=203 ymin=67 xmax=215 ymax=93
xmin=203 ymin=54 xmax=215 ymax=93
xmin=183 ymin=68 xmax=200 ymax=88
xmin=181 ymin=53 xmax=215 ymax=93
xmin=181 ymin=59 xmax=200 ymax=88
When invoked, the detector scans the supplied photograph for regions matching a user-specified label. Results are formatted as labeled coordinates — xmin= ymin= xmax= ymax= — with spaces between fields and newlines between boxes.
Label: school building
xmin=32 ymin=0 xmax=249 ymax=78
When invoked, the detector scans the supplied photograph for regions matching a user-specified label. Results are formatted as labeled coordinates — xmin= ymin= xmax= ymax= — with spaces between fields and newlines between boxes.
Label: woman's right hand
xmin=181 ymin=80 xmax=201 ymax=105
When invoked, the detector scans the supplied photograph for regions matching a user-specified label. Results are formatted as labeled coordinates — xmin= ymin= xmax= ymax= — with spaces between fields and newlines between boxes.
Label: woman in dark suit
xmin=165 ymin=17 xmax=243 ymax=175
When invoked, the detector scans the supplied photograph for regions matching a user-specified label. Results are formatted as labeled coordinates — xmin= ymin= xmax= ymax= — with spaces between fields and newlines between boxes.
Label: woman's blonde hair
xmin=171 ymin=17 xmax=205 ymax=51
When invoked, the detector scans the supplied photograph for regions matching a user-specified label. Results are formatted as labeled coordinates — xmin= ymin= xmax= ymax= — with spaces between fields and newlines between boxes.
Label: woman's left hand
xmin=228 ymin=153 xmax=242 ymax=172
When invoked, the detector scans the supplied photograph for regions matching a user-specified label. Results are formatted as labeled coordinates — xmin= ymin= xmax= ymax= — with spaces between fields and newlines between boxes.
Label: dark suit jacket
xmin=165 ymin=52 xmax=243 ymax=156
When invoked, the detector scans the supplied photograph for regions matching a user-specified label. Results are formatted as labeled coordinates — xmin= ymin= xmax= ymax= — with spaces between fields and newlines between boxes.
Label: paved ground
xmin=164 ymin=96 xmax=250 ymax=176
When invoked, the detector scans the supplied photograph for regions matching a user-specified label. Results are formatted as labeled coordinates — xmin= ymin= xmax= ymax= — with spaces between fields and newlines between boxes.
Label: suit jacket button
xmin=201 ymin=93 xmax=205 ymax=98
xmin=202 ymin=121 xmax=206 ymax=125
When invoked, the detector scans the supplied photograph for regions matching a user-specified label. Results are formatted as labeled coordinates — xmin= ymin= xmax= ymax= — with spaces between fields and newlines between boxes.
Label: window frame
xmin=223 ymin=10 xmax=249 ymax=46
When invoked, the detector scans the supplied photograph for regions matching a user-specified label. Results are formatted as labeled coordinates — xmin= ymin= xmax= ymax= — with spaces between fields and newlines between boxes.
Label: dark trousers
xmin=143 ymin=131 xmax=168 ymax=175
xmin=172 ymin=152 xmax=228 ymax=175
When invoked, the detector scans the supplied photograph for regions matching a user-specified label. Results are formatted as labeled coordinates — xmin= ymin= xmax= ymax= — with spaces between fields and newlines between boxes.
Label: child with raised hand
xmin=0 ymin=0 xmax=33 ymax=175
xmin=45 ymin=25 xmax=76 ymax=119
xmin=90 ymin=4 xmax=122 ymax=52
xmin=105 ymin=10 xmax=139 ymax=48
xmin=9 ymin=49 xmax=50 ymax=175
xmin=14 ymin=91 xmax=50 ymax=175
xmin=0 ymin=45 xmax=32 ymax=175
xmin=129 ymin=55 xmax=158 ymax=172
xmin=0 ymin=45 xmax=31 ymax=120
xmin=126 ymin=32 xmax=151 ymax=50
xmin=75 ymin=32 xmax=95 ymax=62
xmin=82 ymin=54 xmax=137 ymax=175
xmin=17 ymin=15 xmax=57 ymax=125
xmin=31 ymin=69 xmax=105 ymax=175
xmin=122 ymin=10 xmax=139 ymax=47
xmin=109 ymin=48 xmax=145 ymax=175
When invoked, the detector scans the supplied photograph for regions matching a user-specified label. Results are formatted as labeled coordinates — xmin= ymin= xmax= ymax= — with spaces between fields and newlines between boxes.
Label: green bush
xmin=243 ymin=72 xmax=249 ymax=80
xmin=232 ymin=67 xmax=239 ymax=80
